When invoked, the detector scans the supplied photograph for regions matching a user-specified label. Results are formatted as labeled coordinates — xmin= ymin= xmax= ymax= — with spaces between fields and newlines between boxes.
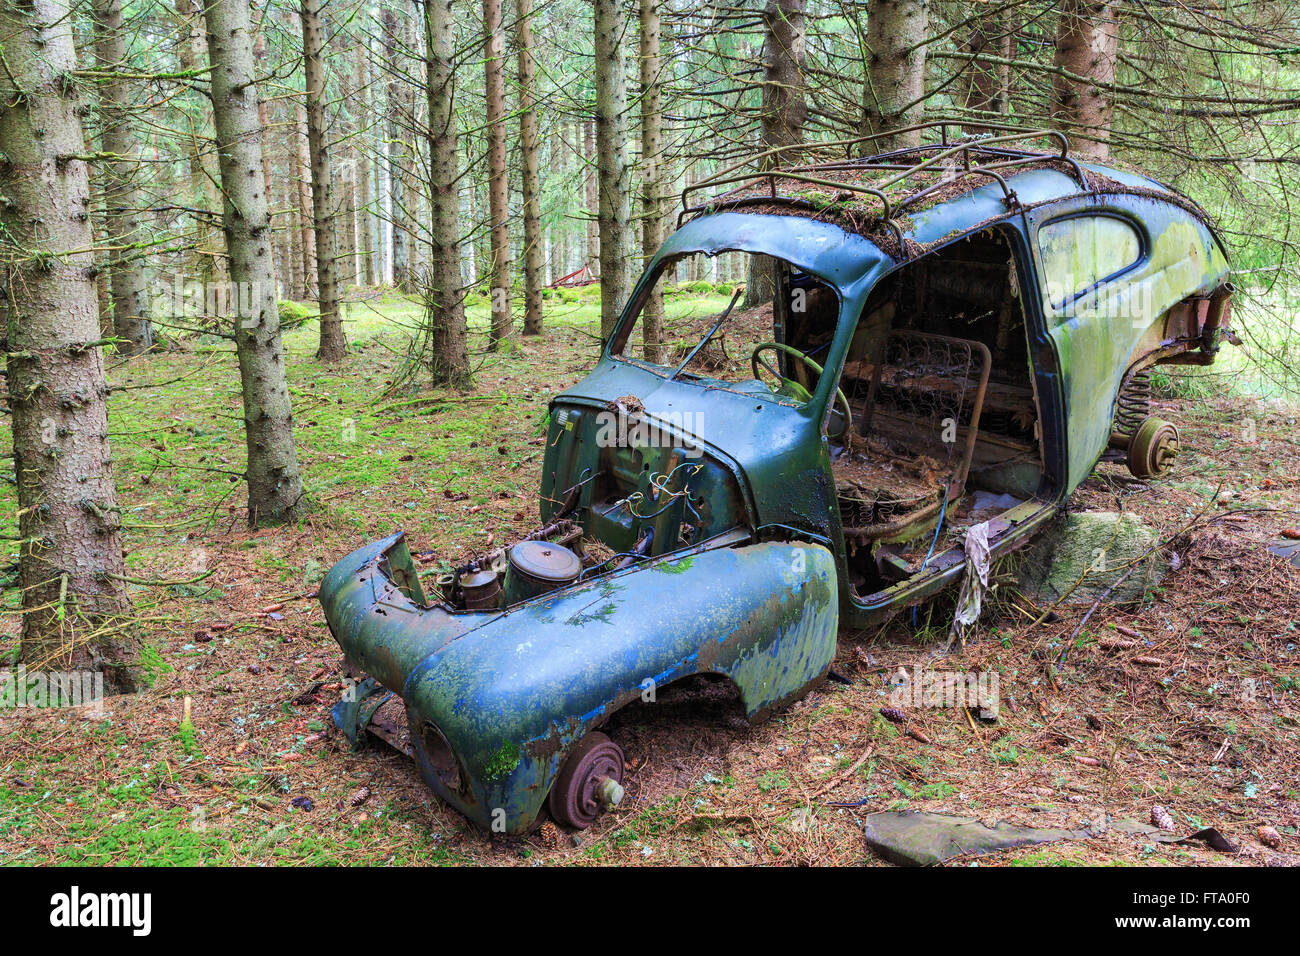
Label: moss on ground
xmin=0 ymin=291 xmax=1296 ymax=866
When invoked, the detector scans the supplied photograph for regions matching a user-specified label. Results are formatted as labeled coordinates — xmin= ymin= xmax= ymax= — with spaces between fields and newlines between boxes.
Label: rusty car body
xmin=320 ymin=125 xmax=1234 ymax=834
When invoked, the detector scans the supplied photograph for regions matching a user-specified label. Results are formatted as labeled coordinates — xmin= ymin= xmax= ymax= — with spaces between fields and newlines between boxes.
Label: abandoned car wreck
xmin=319 ymin=125 xmax=1235 ymax=835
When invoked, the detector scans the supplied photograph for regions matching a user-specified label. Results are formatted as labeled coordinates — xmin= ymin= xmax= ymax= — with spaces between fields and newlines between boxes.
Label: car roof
xmin=682 ymin=126 xmax=1225 ymax=263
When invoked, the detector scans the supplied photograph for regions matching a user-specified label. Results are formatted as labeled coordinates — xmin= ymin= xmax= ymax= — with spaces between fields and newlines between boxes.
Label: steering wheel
xmin=751 ymin=342 xmax=853 ymax=439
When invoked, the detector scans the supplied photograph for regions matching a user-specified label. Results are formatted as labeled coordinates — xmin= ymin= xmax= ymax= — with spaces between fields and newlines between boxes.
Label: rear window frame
xmin=1036 ymin=211 xmax=1148 ymax=315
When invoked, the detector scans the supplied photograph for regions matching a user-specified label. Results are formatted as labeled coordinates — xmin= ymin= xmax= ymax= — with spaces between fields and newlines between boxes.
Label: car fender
xmin=324 ymin=537 xmax=838 ymax=833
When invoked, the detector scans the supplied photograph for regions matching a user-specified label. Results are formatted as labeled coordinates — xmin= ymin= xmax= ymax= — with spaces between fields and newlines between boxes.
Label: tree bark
xmin=336 ymin=45 xmax=359 ymax=287
xmin=382 ymin=10 xmax=410 ymax=291
xmin=423 ymin=0 xmax=472 ymax=387
xmin=355 ymin=47 xmax=377 ymax=287
xmin=301 ymin=0 xmax=345 ymax=361
xmin=292 ymin=100 xmax=317 ymax=297
xmin=483 ymin=0 xmax=512 ymax=349
xmin=202 ymin=0 xmax=307 ymax=525
xmin=639 ymin=0 xmax=665 ymax=360
xmin=0 ymin=0 xmax=141 ymax=692
xmin=252 ymin=16 xmax=279 ymax=293
xmin=174 ymin=0 xmax=224 ymax=286
xmin=862 ymin=0 xmax=929 ymax=152
xmin=517 ymin=0 xmax=544 ymax=336
xmin=400 ymin=13 xmax=423 ymax=281
xmin=960 ymin=9 xmax=1014 ymax=133
xmin=583 ymin=119 xmax=599 ymax=278
xmin=1052 ymin=1 xmax=1118 ymax=159
xmin=594 ymin=0 xmax=630 ymax=344
xmin=287 ymin=186 xmax=304 ymax=299
xmin=91 ymin=0 xmax=154 ymax=355
xmin=745 ymin=0 xmax=808 ymax=310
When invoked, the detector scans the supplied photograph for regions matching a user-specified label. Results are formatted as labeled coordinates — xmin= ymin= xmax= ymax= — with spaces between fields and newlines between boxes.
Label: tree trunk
xmin=202 ymin=0 xmax=307 ymax=525
xmin=862 ymin=0 xmax=929 ymax=152
xmin=287 ymin=189 xmax=304 ymax=300
xmin=0 ymin=0 xmax=141 ymax=692
xmin=91 ymin=0 xmax=154 ymax=355
xmin=174 ymin=0 xmax=223 ymax=286
xmin=293 ymin=100 xmax=317 ymax=297
xmin=745 ymin=0 xmax=808 ymax=310
xmin=960 ymin=10 xmax=1014 ymax=133
xmin=594 ymin=0 xmax=630 ymax=344
xmin=517 ymin=0 xmax=544 ymax=336
xmin=460 ymin=132 xmax=478 ymax=285
xmin=336 ymin=47 xmax=359 ymax=287
xmin=583 ymin=119 xmax=600 ymax=278
xmin=423 ymin=0 xmax=471 ymax=387
xmin=483 ymin=0 xmax=512 ymax=349
xmin=343 ymin=163 xmax=359 ymax=288
xmin=355 ymin=47 xmax=377 ymax=287
xmin=252 ymin=18 xmax=279 ymax=293
xmin=1052 ymin=1 xmax=1118 ymax=159
xmin=382 ymin=10 xmax=410 ymax=291
xmin=301 ymin=0 xmax=345 ymax=361
xmin=638 ymin=0 xmax=665 ymax=361
xmin=400 ymin=14 xmax=424 ymax=281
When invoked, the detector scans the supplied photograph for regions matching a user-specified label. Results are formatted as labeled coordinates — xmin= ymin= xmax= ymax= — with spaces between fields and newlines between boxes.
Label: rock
xmin=1011 ymin=511 xmax=1164 ymax=608
xmin=303 ymin=559 xmax=326 ymax=585
xmin=861 ymin=811 xmax=1092 ymax=866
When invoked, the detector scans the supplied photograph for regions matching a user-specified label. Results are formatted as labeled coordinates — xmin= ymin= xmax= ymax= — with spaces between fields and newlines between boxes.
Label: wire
xmin=912 ymin=493 xmax=949 ymax=630
xmin=605 ymin=461 xmax=706 ymax=520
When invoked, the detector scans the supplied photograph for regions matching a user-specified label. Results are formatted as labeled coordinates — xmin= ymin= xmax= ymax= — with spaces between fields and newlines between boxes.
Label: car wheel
xmin=547 ymin=730 xmax=625 ymax=829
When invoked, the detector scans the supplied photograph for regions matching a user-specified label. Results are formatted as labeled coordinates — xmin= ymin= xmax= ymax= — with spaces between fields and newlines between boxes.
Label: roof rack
xmin=678 ymin=121 xmax=1093 ymax=237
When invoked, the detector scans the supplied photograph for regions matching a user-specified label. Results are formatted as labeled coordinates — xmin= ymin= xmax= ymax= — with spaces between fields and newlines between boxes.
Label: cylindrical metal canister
xmin=503 ymin=541 xmax=582 ymax=604
xmin=459 ymin=568 xmax=502 ymax=610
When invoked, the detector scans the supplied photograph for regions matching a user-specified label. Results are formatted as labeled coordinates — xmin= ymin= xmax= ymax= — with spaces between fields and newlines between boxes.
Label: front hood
xmin=543 ymin=358 xmax=840 ymax=543
xmin=554 ymin=356 xmax=814 ymax=478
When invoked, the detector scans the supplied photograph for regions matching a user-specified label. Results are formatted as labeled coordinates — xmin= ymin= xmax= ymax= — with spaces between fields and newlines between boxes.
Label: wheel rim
xmin=547 ymin=731 xmax=625 ymax=829
xmin=1128 ymin=417 xmax=1179 ymax=479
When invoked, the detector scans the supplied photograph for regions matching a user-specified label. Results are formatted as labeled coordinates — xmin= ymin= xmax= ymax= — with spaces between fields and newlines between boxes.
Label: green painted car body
xmin=321 ymin=139 xmax=1233 ymax=834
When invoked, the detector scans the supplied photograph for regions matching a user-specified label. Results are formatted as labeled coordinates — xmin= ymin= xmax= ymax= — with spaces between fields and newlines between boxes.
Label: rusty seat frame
xmin=835 ymin=329 xmax=992 ymax=543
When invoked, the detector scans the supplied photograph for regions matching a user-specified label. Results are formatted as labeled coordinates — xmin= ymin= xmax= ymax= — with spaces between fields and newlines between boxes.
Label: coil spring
xmin=1114 ymin=369 xmax=1152 ymax=440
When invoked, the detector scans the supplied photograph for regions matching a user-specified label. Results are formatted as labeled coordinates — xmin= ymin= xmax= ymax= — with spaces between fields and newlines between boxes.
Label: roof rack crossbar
xmin=679 ymin=122 xmax=1091 ymax=231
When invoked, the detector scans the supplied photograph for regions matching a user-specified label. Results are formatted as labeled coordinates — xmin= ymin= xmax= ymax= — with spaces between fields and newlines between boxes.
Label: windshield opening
xmin=611 ymin=250 xmax=842 ymax=408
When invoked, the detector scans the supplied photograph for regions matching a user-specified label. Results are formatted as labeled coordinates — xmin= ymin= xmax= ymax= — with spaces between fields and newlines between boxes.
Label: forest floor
xmin=1 ymin=287 xmax=1298 ymax=866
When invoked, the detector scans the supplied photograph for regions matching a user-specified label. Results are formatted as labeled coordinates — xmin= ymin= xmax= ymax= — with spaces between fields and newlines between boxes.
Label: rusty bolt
xmin=595 ymin=776 xmax=624 ymax=809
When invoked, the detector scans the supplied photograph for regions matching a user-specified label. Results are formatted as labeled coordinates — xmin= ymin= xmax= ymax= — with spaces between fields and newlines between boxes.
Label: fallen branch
xmin=1057 ymin=565 xmax=1138 ymax=666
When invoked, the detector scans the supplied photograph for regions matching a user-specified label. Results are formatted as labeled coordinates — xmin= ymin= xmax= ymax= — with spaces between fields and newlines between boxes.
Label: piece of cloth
xmin=952 ymin=519 xmax=993 ymax=633
xmin=971 ymin=491 xmax=1022 ymax=516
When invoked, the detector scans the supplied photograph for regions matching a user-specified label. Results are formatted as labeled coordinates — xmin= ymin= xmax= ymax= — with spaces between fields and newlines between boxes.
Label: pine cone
xmin=1151 ymin=804 xmax=1176 ymax=832
xmin=879 ymin=706 xmax=906 ymax=724
xmin=348 ymin=785 xmax=371 ymax=808
xmin=538 ymin=820 xmax=560 ymax=849
xmin=1258 ymin=825 xmax=1282 ymax=848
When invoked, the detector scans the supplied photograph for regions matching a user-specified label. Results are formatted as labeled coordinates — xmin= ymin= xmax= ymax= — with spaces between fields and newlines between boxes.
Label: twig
xmin=1057 ymin=565 xmax=1138 ymax=666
